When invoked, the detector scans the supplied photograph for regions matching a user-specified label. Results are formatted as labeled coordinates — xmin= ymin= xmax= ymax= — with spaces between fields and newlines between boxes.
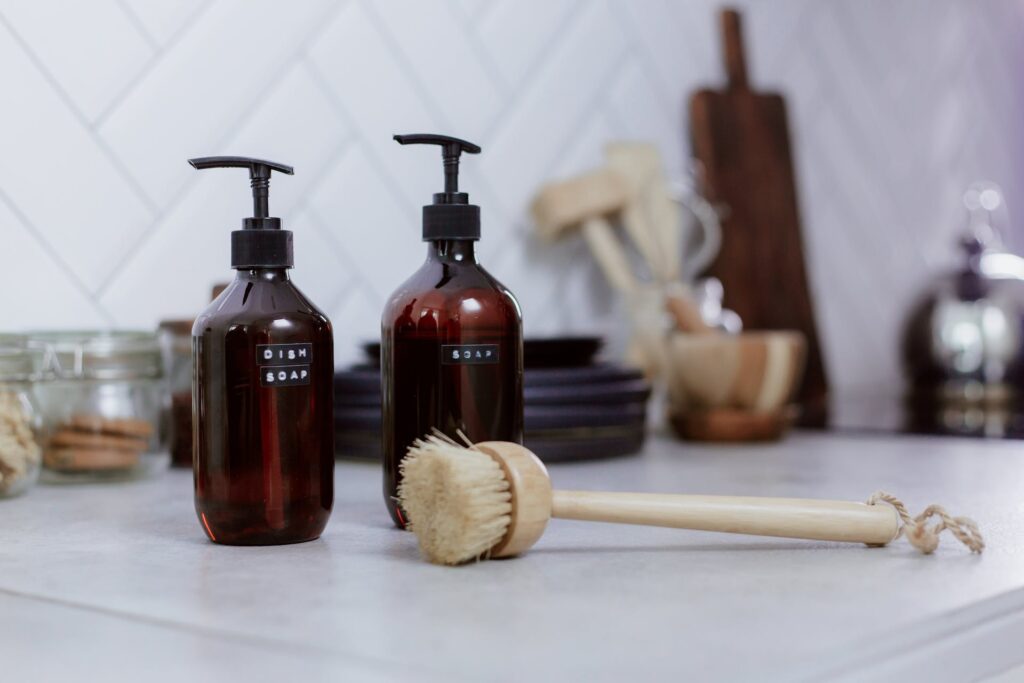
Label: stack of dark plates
xmin=335 ymin=337 xmax=651 ymax=463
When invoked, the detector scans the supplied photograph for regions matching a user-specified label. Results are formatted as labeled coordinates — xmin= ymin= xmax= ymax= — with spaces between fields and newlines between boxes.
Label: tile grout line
xmin=484 ymin=40 xmax=634 ymax=260
xmin=356 ymin=0 xmax=508 ymax=220
xmin=446 ymin=0 xmax=512 ymax=99
xmin=302 ymin=207 xmax=368 ymax=313
xmin=112 ymin=0 xmax=161 ymax=51
xmin=359 ymin=0 xmax=454 ymax=133
xmin=466 ymin=0 xmax=499 ymax=26
xmin=92 ymin=1 xmax=350 ymax=303
xmin=0 ymin=187 xmax=115 ymax=325
xmin=0 ymin=12 xmax=160 ymax=215
xmin=606 ymin=0 xmax=683 ymax=128
xmin=302 ymin=59 xmax=421 ymax=216
xmin=274 ymin=135 xmax=367 ymax=311
xmin=92 ymin=0 xmax=215 ymax=130
xmin=478 ymin=0 xmax=582 ymax=145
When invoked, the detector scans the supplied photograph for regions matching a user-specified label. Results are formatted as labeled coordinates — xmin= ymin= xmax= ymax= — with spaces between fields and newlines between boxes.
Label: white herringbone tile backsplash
xmin=0 ymin=0 xmax=1021 ymax=393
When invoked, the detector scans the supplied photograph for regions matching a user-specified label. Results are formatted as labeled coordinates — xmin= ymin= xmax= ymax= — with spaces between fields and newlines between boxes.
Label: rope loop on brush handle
xmin=866 ymin=491 xmax=984 ymax=554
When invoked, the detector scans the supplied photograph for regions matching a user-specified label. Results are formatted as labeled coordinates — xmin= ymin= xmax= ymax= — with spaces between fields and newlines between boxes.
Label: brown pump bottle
xmin=190 ymin=157 xmax=334 ymax=545
xmin=382 ymin=135 xmax=524 ymax=528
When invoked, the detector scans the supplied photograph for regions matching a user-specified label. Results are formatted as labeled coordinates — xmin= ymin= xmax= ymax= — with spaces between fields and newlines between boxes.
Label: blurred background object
xmin=157 ymin=319 xmax=194 ymax=468
xmin=27 ymin=331 xmax=164 ymax=482
xmin=666 ymin=330 xmax=806 ymax=441
xmin=0 ymin=0 xmax=1021 ymax=439
xmin=0 ymin=336 xmax=42 ymax=497
xmin=903 ymin=182 xmax=1024 ymax=401
xmin=690 ymin=9 xmax=828 ymax=424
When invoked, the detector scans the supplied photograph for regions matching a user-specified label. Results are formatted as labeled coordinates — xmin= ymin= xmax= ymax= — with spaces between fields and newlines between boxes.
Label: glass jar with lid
xmin=29 ymin=331 xmax=166 ymax=483
xmin=0 ymin=336 xmax=43 ymax=497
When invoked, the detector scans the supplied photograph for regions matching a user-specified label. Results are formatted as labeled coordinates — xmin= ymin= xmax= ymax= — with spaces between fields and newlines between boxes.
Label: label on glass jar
xmin=258 ymin=343 xmax=312 ymax=387
xmin=441 ymin=344 xmax=499 ymax=365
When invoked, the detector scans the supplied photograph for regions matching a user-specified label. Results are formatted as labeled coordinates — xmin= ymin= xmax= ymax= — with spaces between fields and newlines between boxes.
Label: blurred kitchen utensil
xmin=667 ymin=165 xmax=724 ymax=283
xmin=605 ymin=143 xmax=715 ymax=335
xmin=689 ymin=8 xmax=828 ymax=423
xmin=531 ymin=168 xmax=636 ymax=292
xmin=605 ymin=142 xmax=681 ymax=283
xmin=903 ymin=181 xmax=1024 ymax=403
xmin=531 ymin=167 xmax=711 ymax=335
xmin=665 ymin=330 xmax=806 ymax=441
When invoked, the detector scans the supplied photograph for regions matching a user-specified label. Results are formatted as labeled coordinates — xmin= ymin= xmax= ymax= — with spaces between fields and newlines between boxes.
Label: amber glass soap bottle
xmin=190 ymin=156 xmax=334 ymax=545
xmin=382 ymin=134 xmax=524 ymax=528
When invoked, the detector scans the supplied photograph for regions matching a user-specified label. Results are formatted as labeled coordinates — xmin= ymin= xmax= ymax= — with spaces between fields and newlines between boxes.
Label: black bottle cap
xmin=393 ymin=134 xmax=482 ymax=241
xmin=188 ymin=156 xmax=296 ymax=269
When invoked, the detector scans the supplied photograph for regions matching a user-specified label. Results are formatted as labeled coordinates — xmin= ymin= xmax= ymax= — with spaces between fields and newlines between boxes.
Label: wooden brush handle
xmin=551 ymin=491 xmax=899 ymax=545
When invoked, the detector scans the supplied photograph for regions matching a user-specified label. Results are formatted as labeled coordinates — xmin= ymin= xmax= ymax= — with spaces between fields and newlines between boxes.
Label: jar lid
xmin=158 ymin=319 xmax=195 ymax=335
xmin=0 ymin=335 xmax=36 ymax=381
xmin=27 ymin=331 xmax=163 ymax=381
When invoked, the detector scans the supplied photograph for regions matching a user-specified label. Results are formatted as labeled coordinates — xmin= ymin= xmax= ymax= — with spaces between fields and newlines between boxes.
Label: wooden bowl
xmin=666 ymin=331 xmax=806 ymax=414
xmin=668 ymin=406 xmax=798 ymax=442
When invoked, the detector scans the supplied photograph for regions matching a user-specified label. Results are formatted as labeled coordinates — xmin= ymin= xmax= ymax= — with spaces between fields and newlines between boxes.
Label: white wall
xmin=0 ymin=0 xmax=1021 ymax=393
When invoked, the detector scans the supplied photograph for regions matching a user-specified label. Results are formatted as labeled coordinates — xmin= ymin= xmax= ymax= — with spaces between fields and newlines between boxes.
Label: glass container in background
xmin=0 ymin=337 xmax=43 ymax=497
xmin=158 ymin=320 xmax=194 ymax=468
xmin=29 ymin=331 xmax=165 ymax=483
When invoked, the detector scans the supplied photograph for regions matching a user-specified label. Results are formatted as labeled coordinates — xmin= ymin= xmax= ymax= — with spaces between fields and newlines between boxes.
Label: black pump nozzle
xmin=188 ymin=156 xmax=296 ymax=269
xmin=189 ymin=156 xmax=294 ymax=225
xmin=394 ymin=134 xmax=482 ymax=241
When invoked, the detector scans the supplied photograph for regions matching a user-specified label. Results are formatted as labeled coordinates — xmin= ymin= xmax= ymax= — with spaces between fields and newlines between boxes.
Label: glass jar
xmin=29 ymin=331 xmax=166 ymax=483
xmin=0 ymin=337 xmax=43 ymax=498
xmin=158 ymin=320 xmax=194 ymax=468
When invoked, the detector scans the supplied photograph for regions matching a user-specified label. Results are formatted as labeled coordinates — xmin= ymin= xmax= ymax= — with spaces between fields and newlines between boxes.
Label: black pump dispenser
xmin=188 ymin=156 xmax=295 ymax=269
xmin=394 ymin=134 xmax=482 ymax=241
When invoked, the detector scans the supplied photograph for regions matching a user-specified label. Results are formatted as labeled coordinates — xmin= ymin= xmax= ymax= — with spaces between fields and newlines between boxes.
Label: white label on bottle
xmin=257 ymin=343 xmax=312 ymax=387
xmin=441 ymin=344 xmax=499 ymax=365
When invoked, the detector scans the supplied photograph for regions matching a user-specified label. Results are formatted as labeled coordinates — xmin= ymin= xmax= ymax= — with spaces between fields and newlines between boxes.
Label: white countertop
xmin=2 ymin=431 xmax=1023 ymax=682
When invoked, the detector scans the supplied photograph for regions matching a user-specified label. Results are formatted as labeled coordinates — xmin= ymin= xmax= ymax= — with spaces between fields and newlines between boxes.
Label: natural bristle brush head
xmin=398 ymin=435 xmax=553 ymax=565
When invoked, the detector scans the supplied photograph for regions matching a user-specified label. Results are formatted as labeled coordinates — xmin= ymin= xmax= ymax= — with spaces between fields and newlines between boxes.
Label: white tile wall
xmin=0 ymin=0 xmax=1021 ymax=394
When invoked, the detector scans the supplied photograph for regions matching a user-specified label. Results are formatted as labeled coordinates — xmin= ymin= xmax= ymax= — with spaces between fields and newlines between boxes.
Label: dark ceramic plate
xmin=335 ymin=424 xmax=646 ymax=463
xmin=524 ymin=403 xmax=647 ymax=430
xmin=334 ymin=367 xmax=380 ymax=396
xmin=337 ymin=373 xmax=649 ymax=407
xmin=336 ymin=363 xmax=644 ymax=396
xmin=525 ymin=379 xmax=651 ymax=405
xmin=522 ymin=336 xmax=603 ymax=368
xmin=524 ymin=363 xmax=643 ymax=387
xmin=526 ymin=426 xmax=645 ymax=462
xmin=336 ymin=401 xmax=647 ymax=432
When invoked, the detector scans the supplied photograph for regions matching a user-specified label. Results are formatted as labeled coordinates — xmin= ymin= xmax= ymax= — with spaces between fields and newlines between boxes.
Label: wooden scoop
xmin=398 ymin=436 xmax=901 ymax=565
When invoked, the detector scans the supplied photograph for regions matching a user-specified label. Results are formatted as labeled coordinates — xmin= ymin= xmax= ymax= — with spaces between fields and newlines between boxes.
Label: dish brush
xmin=397 ymin=434 xmax=984 ymax=565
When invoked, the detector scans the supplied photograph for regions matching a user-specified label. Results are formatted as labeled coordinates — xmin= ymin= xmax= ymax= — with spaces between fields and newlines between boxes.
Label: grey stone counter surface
xmin=2 ymin=432 xmax=1023 ymax=682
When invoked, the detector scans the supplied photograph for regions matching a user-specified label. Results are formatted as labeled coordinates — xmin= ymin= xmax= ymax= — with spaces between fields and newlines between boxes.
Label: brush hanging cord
xmin=866 ymin=491 xmax=984 ymax=554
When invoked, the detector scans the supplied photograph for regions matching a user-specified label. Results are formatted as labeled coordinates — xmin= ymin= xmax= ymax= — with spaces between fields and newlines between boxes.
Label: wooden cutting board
xmin=689 ymin=8 xmax=828 ymax=423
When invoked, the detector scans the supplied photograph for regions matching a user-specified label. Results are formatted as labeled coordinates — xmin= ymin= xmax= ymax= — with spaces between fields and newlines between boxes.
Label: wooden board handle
xmin=721 ymin=8 xmax=748 ymax=89
xmin=551 ymin=491 xmax=900 ymax=545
